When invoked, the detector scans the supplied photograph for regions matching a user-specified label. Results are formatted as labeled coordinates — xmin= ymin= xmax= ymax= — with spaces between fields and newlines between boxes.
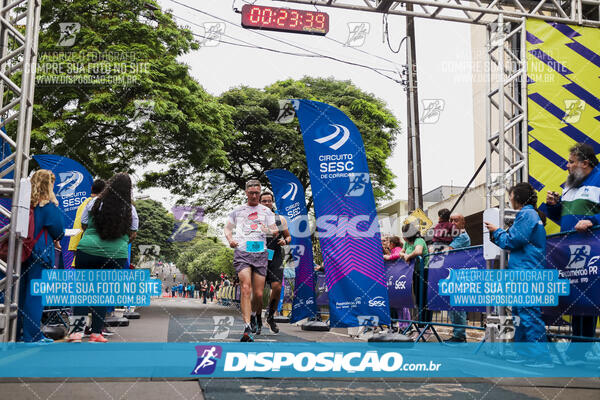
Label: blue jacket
xmin=492 ymin=205 xmax=546 ymax=269
xmin=30 ymin=203 xmax=65 ymax=268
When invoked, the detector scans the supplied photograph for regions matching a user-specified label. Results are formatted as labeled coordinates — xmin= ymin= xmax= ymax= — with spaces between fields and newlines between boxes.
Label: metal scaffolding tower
xmin=0 ymin=0 xmax=42 ymax=342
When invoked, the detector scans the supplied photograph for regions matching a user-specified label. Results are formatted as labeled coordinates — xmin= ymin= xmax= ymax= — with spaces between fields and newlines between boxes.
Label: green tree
xmin=176 ymin=237 xmax=234 ymax=283
xmin=30 ymin=0 xmax=232 ymax=178
xmin=142 ymin=77 xmax=400 ymax=211
xmin=133 ymin=198 xmax=176 ymax=263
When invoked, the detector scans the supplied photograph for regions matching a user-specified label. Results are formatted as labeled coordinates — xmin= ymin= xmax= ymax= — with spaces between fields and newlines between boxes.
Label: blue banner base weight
xmin=104 ymin=317 xmax=129 ymax=327
xmin=301 ymin=320 xmax=330 ymax=331
xmin=123 ymin=312 xmax=141 ymax=319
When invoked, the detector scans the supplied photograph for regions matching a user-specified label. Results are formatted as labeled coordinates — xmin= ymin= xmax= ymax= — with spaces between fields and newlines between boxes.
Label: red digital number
xmin=277 ymin=9 xmax=288 ymax=27
xmin=304 ymin=12 xmax=314 ymax=28
xmin=249 ymin=6 xmax=261 ymax=24
xmin=289 ymin=10 xmax=299 ymax=28
xmin=261 ymin=7 xmax=273 ymax=25
xmin=315 ymin=14 xmax=326 ymax=30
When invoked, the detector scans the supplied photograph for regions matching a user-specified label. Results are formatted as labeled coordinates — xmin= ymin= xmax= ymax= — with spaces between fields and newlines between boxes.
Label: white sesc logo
xmin=314 ymin=124 xmax=350 ymax=150
xmin=368 ymin=296 xmax=386 ymax=307
xmin=282 ymin=182 xmax=298 ymax=201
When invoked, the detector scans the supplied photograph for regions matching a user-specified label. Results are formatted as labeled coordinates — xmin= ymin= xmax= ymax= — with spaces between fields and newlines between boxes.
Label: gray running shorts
xmin=233 ymin=249 xmax=268 ymax=277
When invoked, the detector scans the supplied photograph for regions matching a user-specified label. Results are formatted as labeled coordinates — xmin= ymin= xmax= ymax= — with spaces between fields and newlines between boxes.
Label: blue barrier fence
xmin=312 ymin=227 xmax=600 ymax=342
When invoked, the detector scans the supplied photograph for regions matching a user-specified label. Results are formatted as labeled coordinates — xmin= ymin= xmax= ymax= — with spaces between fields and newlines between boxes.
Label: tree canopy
xmin=133 ymin=198 xmax=176 ymax=263
xmin=141 ymin=77 xmax=400 ymax=212
xmin=31 ymin=0 xmax=233 ymax=178
xmin=176 ymin=236 xmax=234 ymax=283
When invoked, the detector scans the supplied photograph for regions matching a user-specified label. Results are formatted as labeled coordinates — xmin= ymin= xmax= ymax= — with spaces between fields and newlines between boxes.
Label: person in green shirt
xmin=401 ymin=222 xmax=431 ymax=335
xmin=68 ymin=173 xmax=138 ymax=343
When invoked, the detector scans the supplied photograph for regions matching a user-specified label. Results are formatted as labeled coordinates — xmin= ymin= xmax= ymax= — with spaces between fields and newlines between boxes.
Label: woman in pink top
xmin=382 ymin=236 xmax=411 ymax=331
xmin=384 ymin=236 xmax=404 ymax=261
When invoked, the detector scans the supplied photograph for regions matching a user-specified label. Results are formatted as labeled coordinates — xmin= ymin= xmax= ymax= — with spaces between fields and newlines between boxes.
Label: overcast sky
xmin=143 ymin=0 xmax=476 ymax=210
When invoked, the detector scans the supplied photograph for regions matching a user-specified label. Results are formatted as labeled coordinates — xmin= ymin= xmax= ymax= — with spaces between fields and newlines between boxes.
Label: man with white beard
xmin=542 ymin=142 xmax=599 ymax=363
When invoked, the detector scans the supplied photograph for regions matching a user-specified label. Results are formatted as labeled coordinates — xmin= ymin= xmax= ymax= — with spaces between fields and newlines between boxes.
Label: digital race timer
xmin=241 ymin=4 xmax=329 ymax=35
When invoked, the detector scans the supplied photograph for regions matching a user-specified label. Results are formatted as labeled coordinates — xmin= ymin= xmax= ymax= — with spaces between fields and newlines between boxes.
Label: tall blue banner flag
xmin=34 ymin=155 xmax=94 ymax=268
xmin=294 ymin=99 xmax=390 ymax=327
xmin=265 ymin=169 xmax=317 ymax=322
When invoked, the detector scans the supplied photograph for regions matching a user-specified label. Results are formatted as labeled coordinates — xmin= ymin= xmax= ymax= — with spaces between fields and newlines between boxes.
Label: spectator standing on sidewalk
xmin=383 ymin=236 xmax=411 ymax=332
xmin=541 ymin=143 xmax=600 ymax=360
xmin=430 ymin=208 xmax=456 ymax=253
xmin=68 ymin=173 xmax=138 ymax=343
xmin=17 ymin=170 xmax=65 ymax=343
xmin=200 ymin=279 xmax=208 ymax=304
xmin=444 ymin=213 xmax=471 ymax=343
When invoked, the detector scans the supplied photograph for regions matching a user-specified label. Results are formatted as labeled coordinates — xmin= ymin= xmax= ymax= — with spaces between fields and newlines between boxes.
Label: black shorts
xmin=266 ymin=246 xmax=284 ymax=284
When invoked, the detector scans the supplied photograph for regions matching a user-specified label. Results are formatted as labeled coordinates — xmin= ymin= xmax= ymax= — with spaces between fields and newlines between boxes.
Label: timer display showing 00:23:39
xmin=241 ymin=4 xmax=329 ymax=35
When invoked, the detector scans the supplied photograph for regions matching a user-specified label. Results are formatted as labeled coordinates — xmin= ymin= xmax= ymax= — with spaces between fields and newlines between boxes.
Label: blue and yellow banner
xmin=526 ymin=19 xmax=600 ymax=233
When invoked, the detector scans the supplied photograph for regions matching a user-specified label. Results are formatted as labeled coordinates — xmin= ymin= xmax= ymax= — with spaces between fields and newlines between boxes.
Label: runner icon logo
xmin=567 ymin=245 xmax=591 ymax=269
xmin=563 ymin=99 xmax=585 ymax=124
xmin=191 ymin=345 xmax=222 ymax=375
xmin=345 ymin=22 xmax=370 ymax=47
xmin=357 ymin=315 xmax=379 ymax=327
xmin=346 ymin=173 xmax=369 ymax=197
xmin=58 ymin=23 xmax=80 ymax=47
xmin=56 ymin=171 xmax=84 ymax=197
xmin=288 ymin=245 xmax=305 ymax=269
xmin=211 ymin=316 xmax=234 ymax=339
xmin=276 ymin=100 xmax=299 ymax=124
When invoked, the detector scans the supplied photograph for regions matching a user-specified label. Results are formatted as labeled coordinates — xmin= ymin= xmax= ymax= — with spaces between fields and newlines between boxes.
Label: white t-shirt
xmin=227 ymin=204 xmax=276 ymax=252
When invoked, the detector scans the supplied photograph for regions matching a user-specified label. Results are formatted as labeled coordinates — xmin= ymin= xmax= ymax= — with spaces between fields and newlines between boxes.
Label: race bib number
xmin=267 ymin=249 xmax=274 ymax=261
xmin=246 ymin=241 xmax=265 ymax=253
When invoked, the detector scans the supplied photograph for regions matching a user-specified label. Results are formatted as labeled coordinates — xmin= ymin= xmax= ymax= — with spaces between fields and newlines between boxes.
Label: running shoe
xmin=67 ymin=332 xmax=83 ymax=343
xmin=266 ymin=314 xmax=279 ymax=334
xmin=83 ymin=326 xmax=92 ymax=338
xmin=250 ymin=315 xmax=257 ymax=334
xmin=89 ymin=333 xmax=108 ymax=343
xmin=101 ymin=327 xmax=115 ymax=337
xmin=240 ymin=326 xmax=254 ymax=342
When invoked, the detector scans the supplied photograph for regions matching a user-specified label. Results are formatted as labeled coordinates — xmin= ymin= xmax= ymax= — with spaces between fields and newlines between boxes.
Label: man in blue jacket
xmin=542 ymin=143 xmax=599 ymax=356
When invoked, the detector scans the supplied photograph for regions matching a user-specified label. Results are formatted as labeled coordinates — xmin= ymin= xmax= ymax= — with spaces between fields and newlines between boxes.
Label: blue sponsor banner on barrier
xmin=33 ymin=154 xmax=94 ymax=269
xmin=30 ymin=269 xmax=161 ymax=306
xmin=294 ymin=99 xmax=390 ymax=327
xmin=385 ymin=259 xmax=415 ymax=309
xmin=0 ymin=343 xmax=598 ymax=378
xmin=427 ymin=247 xmax=490 ymax=312
xmin=426 ymin=229 xmax=600 ymax=314
xmin=266 ymin=169 xmax=318 ymax=322
xmin=546 ymin=229 xmax=600 ymax=315
xmin=438 ymin=269 xmax=569 ymax=306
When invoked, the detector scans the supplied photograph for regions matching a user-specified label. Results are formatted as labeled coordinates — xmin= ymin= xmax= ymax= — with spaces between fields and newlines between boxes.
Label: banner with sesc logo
xmin=293 ymin=99 xmax=390 ymax=327
xmin=34 ymin=154 xmax=94 ymax=268
xmin=266 ymin=169 xmax=318 ymax=322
